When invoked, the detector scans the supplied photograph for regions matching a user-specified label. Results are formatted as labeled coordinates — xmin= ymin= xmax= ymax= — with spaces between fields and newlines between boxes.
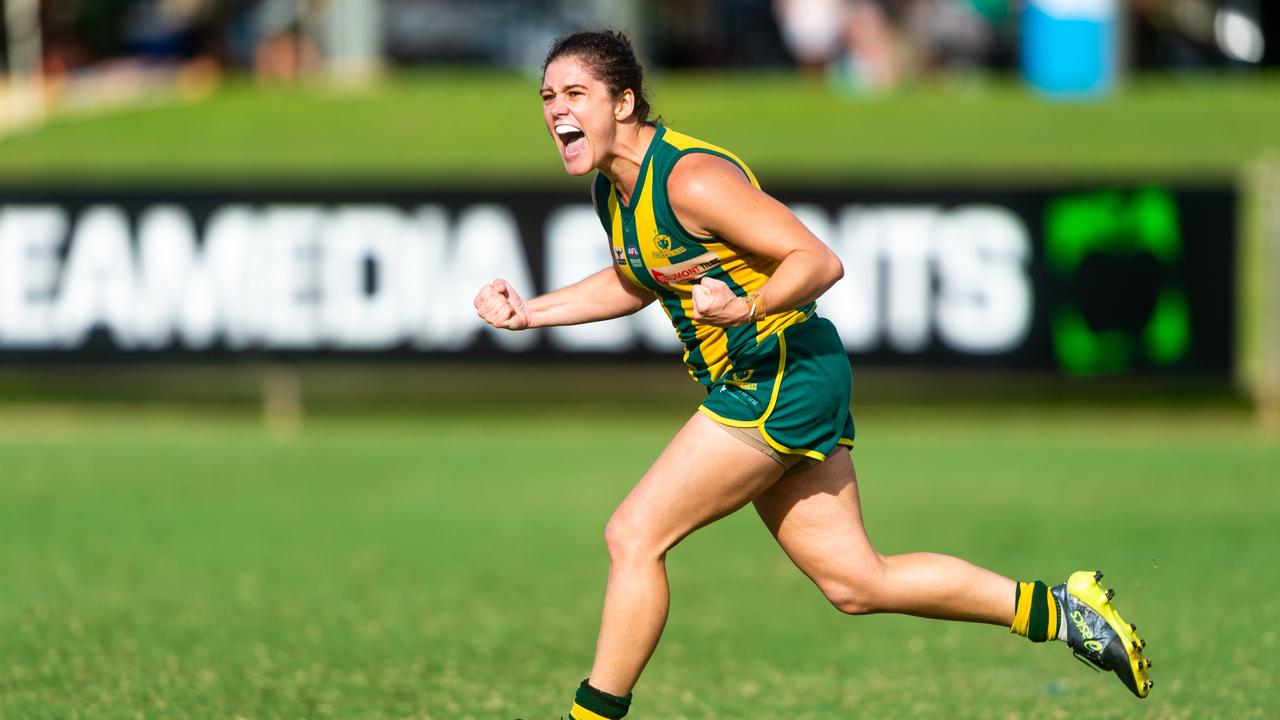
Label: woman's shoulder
xmin=664 ymin=151 xmax=764 ymax=241
xmin=660 ymin=127 xmax=731 ymax=156
xmin=658 ymin=127 xmax=759 ymax=192
xmin=667 ymin=152 xmax=748 ymax=200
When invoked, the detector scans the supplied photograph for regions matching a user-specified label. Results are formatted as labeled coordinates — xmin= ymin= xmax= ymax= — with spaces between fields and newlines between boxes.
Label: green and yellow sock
xmin=568 ymin=679 xmax=631 ymax=720
xmin=1010 ymin=580 xmax=1061 ymax=643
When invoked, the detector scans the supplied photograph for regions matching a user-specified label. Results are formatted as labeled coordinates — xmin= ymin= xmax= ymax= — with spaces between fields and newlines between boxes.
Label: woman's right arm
xmin=474 ymin=266 xmax=654 ymax=331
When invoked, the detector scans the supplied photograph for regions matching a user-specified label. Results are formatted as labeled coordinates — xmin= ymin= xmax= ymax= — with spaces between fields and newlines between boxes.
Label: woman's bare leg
xmin=752 ymin=447 xmax=1015 ymax=623
xmin=586 ymin=413 xmax=784 ymax=696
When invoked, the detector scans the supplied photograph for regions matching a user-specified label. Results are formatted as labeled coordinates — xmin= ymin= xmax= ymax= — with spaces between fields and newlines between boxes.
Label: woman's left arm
xmin=668 ymin=153 xmax=844 ymax=327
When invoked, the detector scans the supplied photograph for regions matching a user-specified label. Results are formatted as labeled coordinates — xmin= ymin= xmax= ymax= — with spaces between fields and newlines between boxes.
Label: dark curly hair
xmin=542 ymin=29 xmax=658 ymax=125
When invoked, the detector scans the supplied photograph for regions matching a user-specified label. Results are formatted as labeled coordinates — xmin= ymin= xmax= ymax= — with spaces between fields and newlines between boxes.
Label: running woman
xmin=473 ymin=30 xmax=1152 ymax=719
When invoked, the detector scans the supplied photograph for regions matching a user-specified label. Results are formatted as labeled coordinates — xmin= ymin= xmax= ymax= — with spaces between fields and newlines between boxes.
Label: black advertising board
xmin=0 ymin=184 xmax=1235 ymax=374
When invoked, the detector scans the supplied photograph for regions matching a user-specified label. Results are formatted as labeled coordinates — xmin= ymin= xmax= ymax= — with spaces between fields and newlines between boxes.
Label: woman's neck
xmin=600 ymin=123 xmax=657 ymax=205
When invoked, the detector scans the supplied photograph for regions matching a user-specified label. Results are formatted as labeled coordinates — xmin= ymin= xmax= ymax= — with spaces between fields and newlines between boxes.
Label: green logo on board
xmin=1045 ymin=187 xmax=1190 ymax=375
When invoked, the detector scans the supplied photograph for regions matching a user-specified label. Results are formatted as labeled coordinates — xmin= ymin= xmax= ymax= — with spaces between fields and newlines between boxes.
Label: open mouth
xmin=555 ymin=123 xmax=586 ymax=158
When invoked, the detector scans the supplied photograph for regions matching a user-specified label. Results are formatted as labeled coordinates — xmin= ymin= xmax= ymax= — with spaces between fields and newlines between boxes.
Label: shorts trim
xmin=709 ymin=420 xmax=830 ymax=475
xmin=697 ymin=405 xmax=758 ymax=427
xmin=758 ymin=424 xmax=829 ymax=462
xmin=700 ymin=329 xmax=852 ymax=463
xmin=696 ymin=330 xmax=789 ymax=429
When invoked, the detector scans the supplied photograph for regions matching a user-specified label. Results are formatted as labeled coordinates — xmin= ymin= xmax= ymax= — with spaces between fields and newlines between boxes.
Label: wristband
xmin=746 ymin=291 xmax=767 ymax=322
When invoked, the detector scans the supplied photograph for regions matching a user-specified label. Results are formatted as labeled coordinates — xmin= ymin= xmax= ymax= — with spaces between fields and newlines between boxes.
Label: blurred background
xmin=0 ymin=0 xmax=1277 ymax=415
xmin=1 ymin=2 xmax=1279 ymax=719
xmin=3 ymin=1 xmax=1278 ymax=96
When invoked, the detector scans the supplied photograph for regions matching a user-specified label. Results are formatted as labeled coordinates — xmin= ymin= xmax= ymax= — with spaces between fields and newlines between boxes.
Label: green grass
xmin=1 ymin=403 xmax=1277 ymax=718
xmin=1 ymin=71 xmax=1278 ymax=184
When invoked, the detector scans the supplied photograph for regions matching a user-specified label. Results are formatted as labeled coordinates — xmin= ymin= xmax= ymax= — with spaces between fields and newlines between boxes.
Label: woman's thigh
xmin=751 ymin=448 xmax=881 ymax=581
xmin=610 ymin=412 xmax=785 ymax=554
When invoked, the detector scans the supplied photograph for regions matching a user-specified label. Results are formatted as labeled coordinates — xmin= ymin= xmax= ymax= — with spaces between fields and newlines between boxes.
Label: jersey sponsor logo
xmin=649 ymin=251 xmax=721 ymax=286
xmin=613 ymin=247 xmax=626 ymax=265
xmin=649 ymin=233 xmax=686 ymax=259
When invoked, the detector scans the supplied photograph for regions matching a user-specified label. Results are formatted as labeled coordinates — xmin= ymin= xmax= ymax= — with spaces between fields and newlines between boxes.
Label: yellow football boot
xmin=1051 ymin=570 xmax=1153 ymax=698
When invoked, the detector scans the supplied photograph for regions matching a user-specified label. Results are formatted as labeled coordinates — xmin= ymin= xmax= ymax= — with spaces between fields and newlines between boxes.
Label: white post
xmin=1241 ymin=154 xmax=1280 ymax=435
xmin=1261 ymin=157 xmax=1280 ymax=434
xmin=262 ymin=365 xmax=304 ymax=440
xmin=3 ymin=0 xmax=46 ymax=135
xmin=323 ymin=0 xmax=384 ymax=84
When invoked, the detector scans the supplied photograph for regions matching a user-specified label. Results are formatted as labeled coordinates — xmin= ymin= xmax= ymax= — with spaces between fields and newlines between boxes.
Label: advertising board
xmin=0 ymin=185 xmax=1234 ymax=374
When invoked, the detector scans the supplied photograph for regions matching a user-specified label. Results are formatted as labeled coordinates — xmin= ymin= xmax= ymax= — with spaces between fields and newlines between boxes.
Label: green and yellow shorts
xmin=699 ymin=316 xmax=855 ymax=470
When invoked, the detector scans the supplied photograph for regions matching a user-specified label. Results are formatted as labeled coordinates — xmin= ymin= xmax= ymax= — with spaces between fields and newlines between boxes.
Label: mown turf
xmin=0 ymin=72 xmax=1278 ymax=184
xmin=0 ymin=403 xmax=1276 ymax=719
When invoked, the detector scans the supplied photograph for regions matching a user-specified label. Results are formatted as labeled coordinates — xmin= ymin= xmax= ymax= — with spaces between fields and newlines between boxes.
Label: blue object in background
xmin=1022 ymin=0 xmax=1119 ymax=98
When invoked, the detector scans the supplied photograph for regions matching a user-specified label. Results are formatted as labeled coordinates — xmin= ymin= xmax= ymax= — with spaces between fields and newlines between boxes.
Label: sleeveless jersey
xmin=591 ymin=126 xmax=815 ymax=386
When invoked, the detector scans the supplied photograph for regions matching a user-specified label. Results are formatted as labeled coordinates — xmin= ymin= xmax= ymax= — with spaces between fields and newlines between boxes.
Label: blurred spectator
xmin=840 ymin=0 xmax=902 ymax=91
xmin=774 ymin=0 xmax=902 ymax=93
xmin=121 ymin=0 xmax=218 ymax=61
xmin=902 ymin=0 xmax=1012 ymax=74
xmin=35 ymin=0 xmax=222 ymax=118
xmin=36 ymin=0 xmax=330 ymax=86
xmin=42 ymin=0 xmax=221 ymax=73
xmin=774 ymin=0 xmax=848 ymax=71
xmin=8 ymin=0 xmax=1276 ymax=100
xmin=248 ymin=0 xmax=322 ymax=84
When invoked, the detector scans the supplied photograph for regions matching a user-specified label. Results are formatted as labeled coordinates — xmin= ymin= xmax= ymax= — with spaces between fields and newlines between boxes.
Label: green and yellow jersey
xmin=591 ymin=125 xmax=815 ymax=386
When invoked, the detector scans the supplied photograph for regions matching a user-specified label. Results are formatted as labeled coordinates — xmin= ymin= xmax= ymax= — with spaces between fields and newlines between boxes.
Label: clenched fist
xmin=691 ymin=276 xmax=751 ymax=328
xmin=474 ymin=279 xmax=532 ymax=330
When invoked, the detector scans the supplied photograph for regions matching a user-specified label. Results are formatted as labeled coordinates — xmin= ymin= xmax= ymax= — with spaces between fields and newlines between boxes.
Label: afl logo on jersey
xmin=626 ymin=245 xmax=644 ymax=268
xmin=650 ymin=233 xmax=687 ymax=258
xmin=649 ymin=251 xmax=722 ymax=286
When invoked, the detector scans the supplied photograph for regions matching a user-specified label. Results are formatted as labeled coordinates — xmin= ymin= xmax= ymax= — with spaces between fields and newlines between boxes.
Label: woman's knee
xmin=603 ymin=509 xmax=667 ymax=565
xmin=818 ymin=563 xmax=889 ymax=615
xmin=825 ymin=586 xmax=880 ymax=616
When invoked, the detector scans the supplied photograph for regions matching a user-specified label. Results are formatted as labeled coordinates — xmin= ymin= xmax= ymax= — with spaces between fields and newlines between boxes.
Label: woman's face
xmin=541 ymin=55 xmax=625 ymax=176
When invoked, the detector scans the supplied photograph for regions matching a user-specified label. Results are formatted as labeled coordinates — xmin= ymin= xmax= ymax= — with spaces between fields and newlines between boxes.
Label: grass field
xmin=1 ymin=402 xmax=1276 ymax=719
xmin=1 ymin=72 xmax=1278 ymax=184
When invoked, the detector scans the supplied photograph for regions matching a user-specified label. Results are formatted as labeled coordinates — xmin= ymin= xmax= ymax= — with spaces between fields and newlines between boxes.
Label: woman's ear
xmin=614 ymin=89 xmax=636 ymax=122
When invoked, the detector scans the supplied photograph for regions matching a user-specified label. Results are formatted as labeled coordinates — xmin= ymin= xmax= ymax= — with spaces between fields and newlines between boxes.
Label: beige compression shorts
xmin=710 ymin=422 xmax=823 ymax=478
